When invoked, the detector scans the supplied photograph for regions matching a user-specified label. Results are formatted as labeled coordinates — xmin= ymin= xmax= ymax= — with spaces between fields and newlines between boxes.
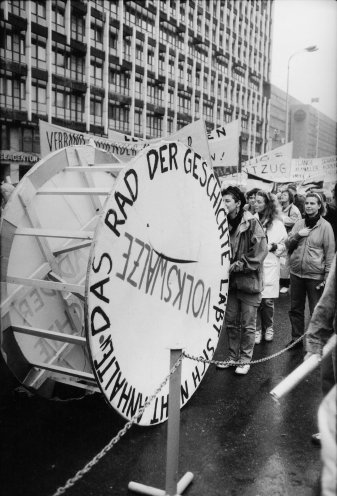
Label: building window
xmin=135 ymin=78 xmax=143 ymax=98
xmin=110 ymin=28 xmax=118 ymax=53
xmin=53 ymin=44 xmax=71 ymax=78
xmin=203 ymin=103 xmax=214 ymax=120
xmin=90 ymin=96 xmax=103 ymax=126
xmin=134 ymin=109 xmax=142 ymax=136
xmin=123 ymin=39 xmax=131 ymax=60
xmin=110 ymin=70 xmax=130 ymax=96
xmin=146 ymin=114 xmax=162 ymax=138
xmin=167 ymin=118 xmax=173 ymax=134
xmin=90 ymin=59 xmax=103 ymax=87
xmin=71 ymin=15 xmax=85 ymax=43
xmin=109 ymin=105 xmax=129 ymax=133
xmin=70 ymin=94 xmax=84 ymax=123
xmin=136 ymin=42 xmax=144 ymax=62
xmin=91 ymin=18 xmax=103 ymax=48
xmin=22 ymin=127 xmax=40 ymax=154
xmin=108 ymin=0 xmax=118 ymax=15
xmin=32 ymin=36 xmax=47 ymax=70
xmin=4 ymin=32 xmax=25 ymax=63
xmin=53 ymin=85 xmax=71 ymax=120
xmin=52 ymin=0 xmax=66 ymax=34
xmin=0 ymin=124 xmax=10 ymax=151
xmin=31 ymin=0 xmax=46 ymax=21
xmin=32 ymin=80 xmax=47 ymax=115
xmin=147 ymin=50 xmax=154 ymax=67
xmin=0 ymin=77 xmax=25 ymax=110
xmin=178 ymin=96 xmax=191 ymax=113
xmin=8 ymin=0 xmax=26 ymax=16
xmin=70 ymin=54 xmax=85 ymax=82
xmin=147 ymin=84 xmax=163 ymax=106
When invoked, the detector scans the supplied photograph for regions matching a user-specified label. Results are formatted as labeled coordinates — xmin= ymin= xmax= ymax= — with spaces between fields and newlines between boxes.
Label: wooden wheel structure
xmin=0 ymin=145 xmax=122 ymax=398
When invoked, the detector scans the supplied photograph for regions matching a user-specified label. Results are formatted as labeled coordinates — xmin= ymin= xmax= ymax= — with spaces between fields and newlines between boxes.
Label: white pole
xmin=270 ymin=334 xmax=336 ymax=401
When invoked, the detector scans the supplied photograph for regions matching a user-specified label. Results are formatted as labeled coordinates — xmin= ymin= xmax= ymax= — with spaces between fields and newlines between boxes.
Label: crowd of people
xmin=217 ymin=182 xmax=337 ymax=375
xmin=217 ymin=180 xmax=337 ymax=495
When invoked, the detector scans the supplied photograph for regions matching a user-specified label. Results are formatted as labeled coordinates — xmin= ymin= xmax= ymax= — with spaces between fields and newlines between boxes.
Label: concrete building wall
xmin=269 ymin=84 xmax=337 ymax=159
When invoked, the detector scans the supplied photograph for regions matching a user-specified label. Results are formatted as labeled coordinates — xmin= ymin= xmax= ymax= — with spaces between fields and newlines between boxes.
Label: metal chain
xmin=51 ymin=353 xmax=184 ymax=496
xmin=49 ymin=332 xmax=309 ymax=495
xmin=183 ymin=332 xmax=308 ymax=367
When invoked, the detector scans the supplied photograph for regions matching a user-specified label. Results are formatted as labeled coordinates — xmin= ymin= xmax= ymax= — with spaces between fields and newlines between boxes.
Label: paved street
xmin=0 ymin=293 xmax=322 ymax=496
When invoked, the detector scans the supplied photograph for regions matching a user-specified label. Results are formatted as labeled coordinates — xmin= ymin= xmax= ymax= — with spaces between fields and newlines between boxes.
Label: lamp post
xmin=285 ymin=45 xmax=318 ymax=143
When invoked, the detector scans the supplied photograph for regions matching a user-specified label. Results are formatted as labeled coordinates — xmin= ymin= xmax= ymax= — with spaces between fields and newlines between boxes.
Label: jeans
xmin=225 ymin=290 xmax=258 ymax=363
xmin=289 ymin=273 xmax=323 ymax=339
xmin=257 ymin=298 xmax=274 ymax=332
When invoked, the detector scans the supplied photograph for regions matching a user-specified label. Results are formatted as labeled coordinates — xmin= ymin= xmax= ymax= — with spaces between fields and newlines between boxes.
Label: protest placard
xmin=242 ymin=142 xmax=293 ymax=183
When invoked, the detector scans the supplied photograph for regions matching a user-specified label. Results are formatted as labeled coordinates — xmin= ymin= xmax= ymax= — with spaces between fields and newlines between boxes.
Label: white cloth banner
xmin=39 ymin=120 xmax=211 ymax=164
xmin=208 ymin=120 xmax=241 ymax=170
xmin=242 ymin=142 xmax=293 ymax=182
xmin=39 ymin=121 xmax=145 ymax=161
xmin=290 ymin=156 xmax=337 ymax=183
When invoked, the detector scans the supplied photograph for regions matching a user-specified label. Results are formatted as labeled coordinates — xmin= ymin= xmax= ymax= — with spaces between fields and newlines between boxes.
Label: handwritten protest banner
xmin=242 ymin=142 xmax=293 ymax=183
xmin=40 ymin=120 xmax=212 ymax=166
xmin=208 ymin=120 xmax=241 ymax=172
xmin=86 ymin=141 xmax=230 ymax=425
xmin=39 ymin=121 xmax=145 ymax=161
xmin=290 ymin=156 xmax=337 ymax=183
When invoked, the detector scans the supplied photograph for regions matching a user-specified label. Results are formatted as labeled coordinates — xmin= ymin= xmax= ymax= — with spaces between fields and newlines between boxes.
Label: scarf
xmin=228 ymin=209 xmax=244 ymax=233
xmin=304 ymin=213 xmax=320 ymax=228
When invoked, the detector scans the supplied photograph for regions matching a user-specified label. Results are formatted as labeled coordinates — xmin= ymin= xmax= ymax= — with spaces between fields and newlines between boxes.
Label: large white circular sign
xmin=86 ymin=141 xmax=230 ymax=425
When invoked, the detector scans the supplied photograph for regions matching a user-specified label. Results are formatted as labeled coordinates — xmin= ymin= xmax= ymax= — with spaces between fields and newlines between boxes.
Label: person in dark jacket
xmin=286 ymin=192 xmax=335 ymax=349
xmin=217 ymin=186 xmax=268 ymax=375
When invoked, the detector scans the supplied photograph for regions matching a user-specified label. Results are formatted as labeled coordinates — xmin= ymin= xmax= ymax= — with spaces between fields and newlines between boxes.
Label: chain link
xmin=51 ymin=353 xmax=184 ymax=496
xmin=183 ymin=332 xmax=308 ymax=367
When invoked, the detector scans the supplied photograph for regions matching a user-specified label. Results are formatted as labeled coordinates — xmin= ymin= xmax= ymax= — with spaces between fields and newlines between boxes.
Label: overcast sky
xmin=271 ymin=0 xmax=337 ymax=122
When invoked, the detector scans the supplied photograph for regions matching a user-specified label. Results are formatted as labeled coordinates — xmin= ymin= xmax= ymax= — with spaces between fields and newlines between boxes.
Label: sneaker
xmin=279 ymin=287 xmax=289 ymax=294
xmin=235 ymin=364 xmax=250 ymax=375
xmin=265 ymin=328 xmax=274 ymax=341
xmin=255 ymin=330 xmax=262 ymax=344
xmin=216 ymin=360 xmax=235 ymax=369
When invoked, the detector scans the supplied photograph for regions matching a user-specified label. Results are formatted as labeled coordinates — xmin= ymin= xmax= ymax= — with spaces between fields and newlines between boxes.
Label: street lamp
xmin=285 ymin=45 xmax=319 ymax=143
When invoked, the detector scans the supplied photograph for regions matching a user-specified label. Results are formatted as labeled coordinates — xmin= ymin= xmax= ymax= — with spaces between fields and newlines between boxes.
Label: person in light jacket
xmin=286 ymin=192 xmax=335 ymax=349
xmin=254 ymin=191 xmax=287 ymax=343
xmin=217 ymin=186 xmax=268 ymax=375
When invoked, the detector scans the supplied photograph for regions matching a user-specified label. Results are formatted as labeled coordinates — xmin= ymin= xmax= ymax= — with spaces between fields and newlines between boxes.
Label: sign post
xmin=128 ymin=347 xmax=194 ymax=496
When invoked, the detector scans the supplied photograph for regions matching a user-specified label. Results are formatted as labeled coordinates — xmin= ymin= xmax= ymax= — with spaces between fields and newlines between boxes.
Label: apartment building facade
xmin=0 ymin=0 xmax=274 ymax=183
